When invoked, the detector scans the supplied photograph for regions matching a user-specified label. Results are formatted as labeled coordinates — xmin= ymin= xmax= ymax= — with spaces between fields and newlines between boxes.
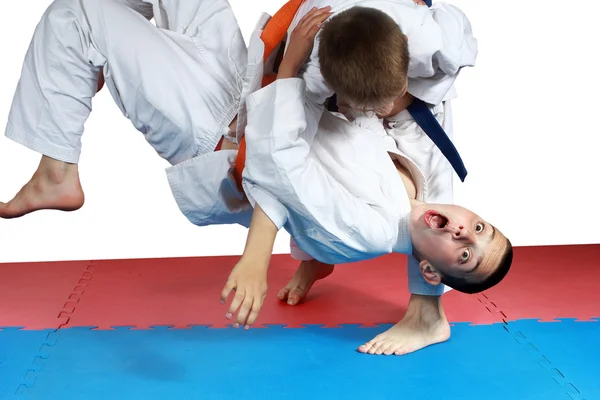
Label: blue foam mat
xmin=0 ymin=328 xmax=56 ymax=399
xmin=6 ymin=323 xmax=575 ymax=400
xmin=505 ymin=318 xmax=600 ymax=400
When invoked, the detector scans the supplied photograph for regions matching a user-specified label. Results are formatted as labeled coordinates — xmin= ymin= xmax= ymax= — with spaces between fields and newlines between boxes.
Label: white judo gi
xmin=166 ymin=28 xmax=430 ymax=264
xmin=284 ymin=0 xmax=478 ymax=295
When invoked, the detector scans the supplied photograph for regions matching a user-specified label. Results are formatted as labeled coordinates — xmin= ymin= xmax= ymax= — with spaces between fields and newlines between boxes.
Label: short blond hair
xmin=318 ymin=6 xmax=409 ymax=109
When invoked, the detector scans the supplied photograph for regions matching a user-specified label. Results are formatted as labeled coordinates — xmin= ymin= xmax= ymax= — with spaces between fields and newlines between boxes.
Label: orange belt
xmin=225 ymin=0 xmax=303 ymax=189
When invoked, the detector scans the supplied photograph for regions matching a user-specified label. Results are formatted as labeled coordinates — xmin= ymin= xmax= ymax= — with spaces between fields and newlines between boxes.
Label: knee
xmin=39 ymin=0 xmax=112 ymax=54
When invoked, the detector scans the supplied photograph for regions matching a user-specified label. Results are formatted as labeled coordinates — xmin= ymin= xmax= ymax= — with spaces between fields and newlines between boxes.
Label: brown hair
xmin=318 ymin=6 xmax=409 ymax=109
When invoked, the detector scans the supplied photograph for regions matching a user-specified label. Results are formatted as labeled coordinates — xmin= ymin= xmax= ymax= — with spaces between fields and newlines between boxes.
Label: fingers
xmin=226 ymin=292 xmax=264 ymax=329
xmin=232 ymin=293 xmax=253 ymax=328
xmin=297 ymin=6 xmax=332 ymax=36
xmin=219 ymin=279 xmax=236 ymax=305
xmin=307 ymin=21 xmax=324 ymax=39
xmin=245 ymin=294 xmax=266 ymax=327
xmin=221 ymin=279 xmax=267 ymax=329
xmin=226 ymin=286 xmax=245 ymax=320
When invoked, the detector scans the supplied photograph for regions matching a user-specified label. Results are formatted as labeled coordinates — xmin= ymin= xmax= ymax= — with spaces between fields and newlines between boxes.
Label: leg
xmin=277 ymin=261 xmax=334 ymax=305
xmin=359 ymin=101 xmax=454 ymax=355
xmin=1 ymin=0 xmax=245 ymax=218
xmin=277 ymin=237 xmax=334 ymax=305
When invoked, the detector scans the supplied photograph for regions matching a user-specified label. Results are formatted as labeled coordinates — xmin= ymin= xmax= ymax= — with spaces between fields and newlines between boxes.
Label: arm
xmin=219 ymin=8 xmax=334 ymax=327
xmin=220 ymin=204 xmax=277 ymax=329
xmin=406 ymin=3 xmax=478 ymax=105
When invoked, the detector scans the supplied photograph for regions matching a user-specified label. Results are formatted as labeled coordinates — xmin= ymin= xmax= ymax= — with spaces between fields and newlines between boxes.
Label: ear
xmin=419 ymin=260 xmax=442 ymax=286
xmin=404 ymin=34 xmax=408 ymax=41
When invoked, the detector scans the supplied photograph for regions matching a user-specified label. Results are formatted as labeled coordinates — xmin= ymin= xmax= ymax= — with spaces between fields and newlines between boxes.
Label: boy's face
xmin=339 ymin=98 xmax=395 ymax=117
xmin=338 ymin=80 xmax=408 ymax=118
xmin=409 ymin=203 xmax=509 ymax=284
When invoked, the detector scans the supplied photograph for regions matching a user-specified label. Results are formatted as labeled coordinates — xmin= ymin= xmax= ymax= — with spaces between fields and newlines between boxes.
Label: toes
xmin=368 ymin=341 xmax=384 ymax=355
xmin=286 ymin=288 xmax=305 ymax=305
xmin=277 ymin=287 xmax=290 ymax=301
xmin=0 ymin=203 xmax=21 ymax=219
xmin=359 ymin=335 xmax=403 ymax=356
xmin=358 ymin=340 xmax=375 ymax=353
xmin=276 ymin=286 xmax=306 ymax=305
xmin=394 ymin=348 xmax=408 ymax=356
xmin=375 ymin=343 xmax=388 ymax=355
xmin=382 ymin=342 xmax=397 ymax=356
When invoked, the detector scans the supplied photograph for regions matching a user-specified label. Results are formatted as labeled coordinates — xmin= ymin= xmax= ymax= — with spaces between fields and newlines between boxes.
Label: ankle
xmin=405 ymin=294 xmax=446 ymax=324
xmin=38 ymin=156 xmax=78 ymax=184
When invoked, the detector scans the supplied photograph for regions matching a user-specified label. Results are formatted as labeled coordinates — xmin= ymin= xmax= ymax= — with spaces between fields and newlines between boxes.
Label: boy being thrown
xmin=209 ymin=9 xmax=512 ymax=353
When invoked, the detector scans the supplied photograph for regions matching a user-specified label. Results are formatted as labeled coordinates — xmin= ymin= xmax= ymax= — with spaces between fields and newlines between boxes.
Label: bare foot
xmin=0 ymin=155 xmax=85 ymax=219
xmin=358 ymin=294 xmax=451 ymax=355
xmin=277 ymin=259 xmax=334 ymax=305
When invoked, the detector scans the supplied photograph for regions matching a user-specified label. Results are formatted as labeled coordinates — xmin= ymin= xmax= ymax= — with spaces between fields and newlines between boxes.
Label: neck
xmin=410 ymin=198 xmax=424 ymax=210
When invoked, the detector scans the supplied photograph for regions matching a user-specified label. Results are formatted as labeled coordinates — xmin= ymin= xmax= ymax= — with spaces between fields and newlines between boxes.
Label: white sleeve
xmin=242 ymin=78 xmax=398 ymax=253
xmin=406 ymin=3 xmax=478 ymax=105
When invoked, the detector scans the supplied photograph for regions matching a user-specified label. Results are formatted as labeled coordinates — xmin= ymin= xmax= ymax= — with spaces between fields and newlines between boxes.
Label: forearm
xmin=277 ymin=60 xmax=301 ymax=80
xmin=240 ymin=204 xmax=279 ymax=266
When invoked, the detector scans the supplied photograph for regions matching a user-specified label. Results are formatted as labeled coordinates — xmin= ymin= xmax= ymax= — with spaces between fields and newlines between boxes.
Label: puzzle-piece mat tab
xmin=503 ymin=318 xmax=600 ymax=400
xmin=0 ymin=260 xmax=95 ymax=329
xmin=0 ymin=328 xmax=56 ymax=399
xmin=65 ymin=254 xmax=499 ymax=329
xmin=16 ymin=323 xmax=572 ymax=400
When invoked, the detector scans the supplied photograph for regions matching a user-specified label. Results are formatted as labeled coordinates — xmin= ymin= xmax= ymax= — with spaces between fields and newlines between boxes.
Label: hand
xmin=279 ymin=6 xmax=333 ymax=77
xmin=220 ymin=258 xmax=268 ymax=329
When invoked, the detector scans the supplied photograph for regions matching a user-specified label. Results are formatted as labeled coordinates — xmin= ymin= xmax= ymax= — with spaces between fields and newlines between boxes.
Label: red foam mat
xmin=483 ymin=244 xmax=600 ymax=322
xmin=4 ymin=245 xmax=597 ymax=330
xmin=0 ymin=260 xmax=93 ymax=329
xmin=64 ymin=253 xmax=496 ymax=329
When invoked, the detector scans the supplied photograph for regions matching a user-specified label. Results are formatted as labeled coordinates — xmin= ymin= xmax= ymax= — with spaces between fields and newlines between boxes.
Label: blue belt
xmin=405 ymin=0 xmax=467 ymax=182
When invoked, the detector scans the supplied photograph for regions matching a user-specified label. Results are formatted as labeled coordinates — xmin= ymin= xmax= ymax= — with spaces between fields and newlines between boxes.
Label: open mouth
xmin=424 ymin=210 xmax=449 ymax=229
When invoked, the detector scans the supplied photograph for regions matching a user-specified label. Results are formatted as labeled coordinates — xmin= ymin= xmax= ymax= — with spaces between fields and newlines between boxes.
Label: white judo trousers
xmin=4 ymin=0 xmax=246 ymax=166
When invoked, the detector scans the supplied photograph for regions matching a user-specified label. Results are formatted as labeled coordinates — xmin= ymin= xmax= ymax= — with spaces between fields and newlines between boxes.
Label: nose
xmin=452 ymin=225 xmax=476 ymax=243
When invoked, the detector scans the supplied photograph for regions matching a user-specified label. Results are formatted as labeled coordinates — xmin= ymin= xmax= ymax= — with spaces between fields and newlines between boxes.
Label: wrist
xmin=239 ymin=251 xmax=271 ymax=270
xmin=277 ymin=61 xmax=300 ymax=79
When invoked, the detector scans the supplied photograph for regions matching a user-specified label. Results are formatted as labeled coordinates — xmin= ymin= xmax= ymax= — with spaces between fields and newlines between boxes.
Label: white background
xmin=1 ymin=0 xmax=598 ymax=263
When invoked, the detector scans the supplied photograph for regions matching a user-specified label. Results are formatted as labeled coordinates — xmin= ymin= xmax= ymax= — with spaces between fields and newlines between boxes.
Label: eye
xmin=475 ymin=223 xmax=484 ymax=234
xmin=461 ymin=249 xmax=470 ymax=262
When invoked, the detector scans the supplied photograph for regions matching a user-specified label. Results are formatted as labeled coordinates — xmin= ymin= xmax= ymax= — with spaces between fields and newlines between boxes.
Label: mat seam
xmin=13 ymin=260 xmax=99 ymax=399
xmin=477 ymin=292 xmax=587 ymax=400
